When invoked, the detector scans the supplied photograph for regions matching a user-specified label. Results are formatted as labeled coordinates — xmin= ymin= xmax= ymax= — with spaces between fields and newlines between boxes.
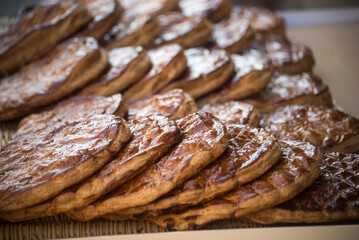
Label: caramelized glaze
xmin=128 ymin=89 xmax=197 ymax=120
xmin=263 ymin=105 xmax=359 ymax=150
xmin=0 ymin=37 xmax=100 ymax=116
xmin=201 ymin=101 xmax=258 ymax=125
xmin=249 ymin=72 xmax=328 ymax=103
xmin=231 ymin=6 xmax=285 ymax=34
xmin=279 ymin=152 xmax=359 ymax=212
xmin=0 ymin=114 xmax=130 ymax=211
xmin=17 ymin=94 xmax=127 ymax=136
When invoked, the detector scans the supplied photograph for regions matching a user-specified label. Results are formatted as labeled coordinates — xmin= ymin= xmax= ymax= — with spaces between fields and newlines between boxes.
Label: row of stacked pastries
xmin=0 ymin=0 xmax=358 ymax=230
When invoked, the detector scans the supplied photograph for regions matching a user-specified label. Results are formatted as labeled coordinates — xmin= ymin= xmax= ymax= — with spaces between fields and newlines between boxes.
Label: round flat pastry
xmin=66 ymin=112 xmax=229 ymax=221
xmin=246 ymin=152 xmax=359 ymax=224
xmin=231 ymin=6 xmax=285 ymax=36
xmin=105 ymin=15 xmax=162 ymax=49
xmin=16 ymin=94 xmax=127 ymax=136
xmin=79 ymin=47 xmax=151 ymax=96
xmin=263 ymin=105 xmax=359 ymax=153
xmin=77 ymin=0 xmax=121 ymax=41
xmin=251 ymin=35 xmax=315 ymax=74
xmin=128 ymin=89 xmax=197 ymax=120
xmin=200 ymin=101 xmax=260 ymax=126
xmin=119 ymin=0 xmax=179 ymax=23
xmin=244 ymin=72 xmax=332 ymax=112
xmin=0 ymin=116 xmax=180 ymax=222
xmin=212 ymin=18 xmax=254 ymax=53
xmin=123 ymin=44 xmax=187 ymax=102
xmin=0 ymin=114 xmax=131 ymax=211
xmin=150 ymin=140 xmax=323 ymax=230
xmin=179 ymin=0 xmax=232 ymax=23
xmin=0 ymin=37 xmax=108 ymax=122
xmin=105 ymin=124 xmax=281 ymax=221
xmin=161 ymin=48 xmax=234 ymax=99
xmin=197 ymin=49 xmax=272 ymax=106
xmin=0 ymin=0 xmax=91 ymax=75
xmin=151 ymin=12 xmax=213 ymax=49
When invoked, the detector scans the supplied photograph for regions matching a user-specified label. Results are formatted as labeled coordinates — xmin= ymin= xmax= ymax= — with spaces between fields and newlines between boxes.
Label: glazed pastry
xmin=244 ymin=72 xmax=332 ymax=112
xmin=150 ymin=140 xmax=323 ymax=230
xmin=0 ymin=116 xmax=180 ymax=222
xmin=161 ymin=47 xmax=234 ymax=99
xmin=211 ymin=18 xmax=255 ymax=53
xmin=105 ymin=124 xmax=281 ymax=220
xmin=66 ymin=112 xmax=228 ymax=221
xmin=105 ymin=15 xmax=162 ymax=49
xmin=251 ymin=35 xmax=315 ymax=74
xmin=246 ymin=152 xmax=359 ymax=224
xmin=179 ymin=0 xmax=232 ymax=23
xmin=0 ymin=0 xmax=91 ymax=75
xmin=200 ymin=101 xmax=261 ymax=126
xmin=16 ymin=94 xmax=127 ymax=136
xmin=0 ymin=37 xmax=108 ymax=121
xmin=0 ymin=114 xmax=131 ymax=211
xmin=231 ymin=6 xmax=285 ymax=36
xmin=197 ymin=49 xmax=272 ymax=106
xmin=77 ymin=0 xmax=122 ymax=41
xmin=128 ymin=89 xmax=197 ymax=120
xmin=263 ymin=105 xmax=359 ymax=152
xmin=151 ymin=12 xmax=213 ymax=49
xmin=79 ymin=47 xmax=151 ymax=96
xmin=123 ymin=44 xmax=187 ymax=102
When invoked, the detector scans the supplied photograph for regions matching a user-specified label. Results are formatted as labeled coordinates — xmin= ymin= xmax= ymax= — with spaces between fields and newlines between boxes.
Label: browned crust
xmin=0 ymin=0 xmax=91 ymax=75
xmin=123 ymin=45 xmax=187 ymax=102
xmin=77 ymin=0 xmax=122 ymax=41
xmin=66 ymin=111 xmax=229 ymax=221
xmin=198 ymin=68 xmax=273 ymax=107
xmin=207 ymin=0 xmax=232 ymax=22
xmin=0 ymin=115 xmax=131 ymax=211
xmin=79 ymin=48 xmax=151 ymax=96
xmin=0 ymin=116 xmax=180 ymax=222
xmin=153 ymin=16 xmax=214 ymax=49
xmin=16 ymin=94 xmax=128 ymax=136
xmin=105 ymin=125 xmax=281 ymax=220
xmin=244 ymin=89 xmax=333 ymax=113
xmin=150 ymin=140 xmax=323 ymax=230
xmin=106 ymin=17 xmax=162 ymax=49
xmin=0 ymin=38 xmax=109 ymax=121
xmin=222 ymin=25 xmax=255 ymax=54
xmin=275 ymin=46 xmax=315 ymax=75
xmin=128 ymin=89 xmax=197 ymax=120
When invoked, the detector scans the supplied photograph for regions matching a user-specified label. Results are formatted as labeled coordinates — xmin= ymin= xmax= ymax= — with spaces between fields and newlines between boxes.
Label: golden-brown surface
xmin=79 ymin=47 xmax=151 ymax=96
xmin=231 ymin=6 xmax=285 ymax=36
xmin=200 ymin=101 xmax=260 ymax=126
xmin=128 ymin=89 xmax=197 ymax=120
xmin=0 ymin=37 xmax=108 ymax=121
xmin=0 ymin=116 xmax=180 ymax=222
xmin=251 ymin=35 xmax=315 ymax=74
xmin=0 ymin=0 xmax=91 ymax=75
xmin=161 ymin=48 xmax=234 ymax=99
xmin=197 ymin=49 xmax=272 ymax=106
xmin=123 ymin=44 xmax=187 ymax=102
xmin=105 ymin=124 xmax=281 ymax=220
xmin=77 ymin=0 xmax=121 ymax=41
xmin=152 ymin=12 xmax=213 ymax=49
xmin=119 ymin=0 xmax=179 ymax=23
xmin=151 ymin=140 xmax=323 ymax=230
xmin=263 ymin=105 xmax=359 ymax=152
xmin=105 ymin=15 xmax=162 ymax=49
xmin=179 ymin=0 xmax=232 ymax=23
xmin=66 ymin=111 xmax=229 ymax=221
xmin=0 ymin=114 xmax=131 ymax=212
xmin=246 ymin=152 xmax=359 ymax=224
xmin=16 ymin=94 xmax=127 ymax=136
xmin=244 ymin=72 xmax=333 ymax=112
xmin=212 ymin=19 xmax=254 ymax=53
